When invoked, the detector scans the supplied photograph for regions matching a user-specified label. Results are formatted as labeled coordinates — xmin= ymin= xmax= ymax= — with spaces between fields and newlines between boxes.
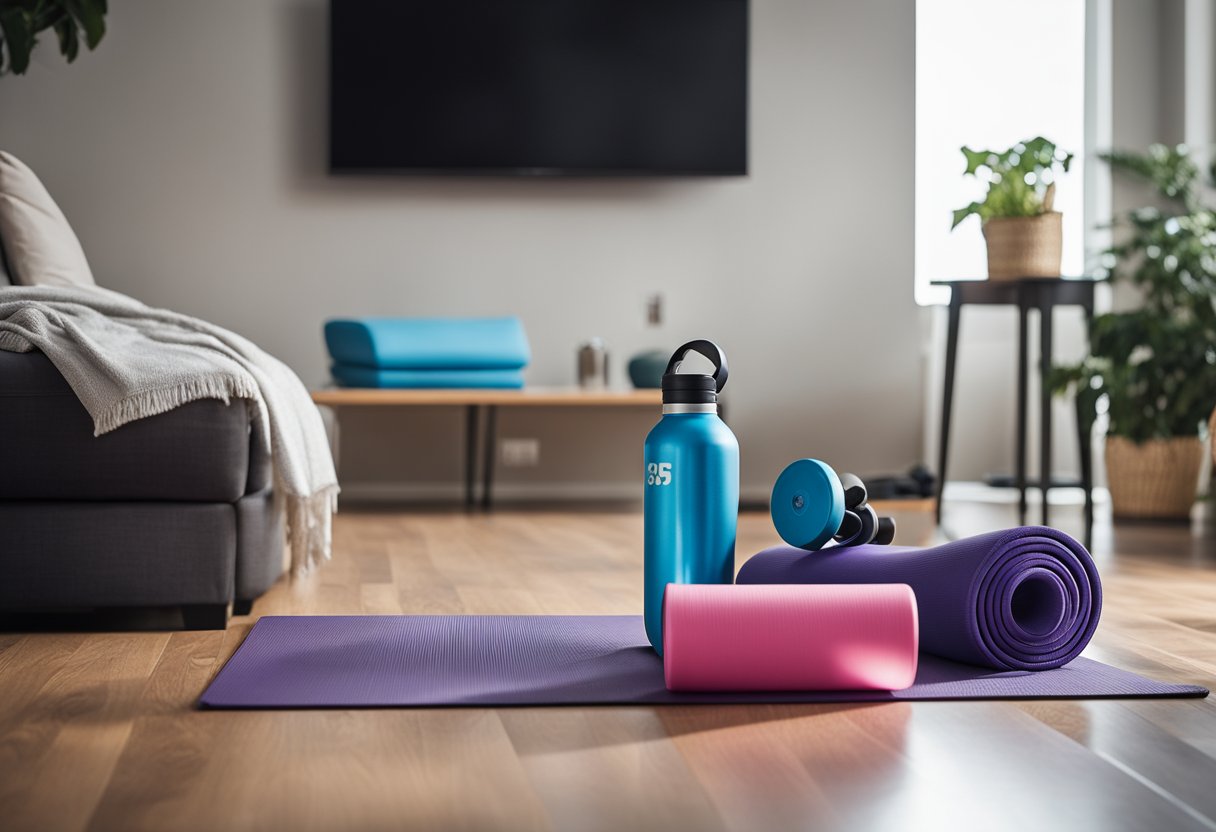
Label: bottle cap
xmin=661 ymin=340 xmax=728 ymax=405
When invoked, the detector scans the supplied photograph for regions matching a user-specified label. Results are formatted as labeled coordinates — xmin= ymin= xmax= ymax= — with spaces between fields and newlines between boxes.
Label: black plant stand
xmin=932 ymin=278 xmax=1099 ymax=545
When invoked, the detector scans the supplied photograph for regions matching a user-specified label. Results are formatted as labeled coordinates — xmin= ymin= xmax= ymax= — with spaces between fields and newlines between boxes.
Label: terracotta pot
xmin=1105 ymin=435 xmax=1203 ymax=520
xmin=983 ymin=212 xmax=1063 ymax=280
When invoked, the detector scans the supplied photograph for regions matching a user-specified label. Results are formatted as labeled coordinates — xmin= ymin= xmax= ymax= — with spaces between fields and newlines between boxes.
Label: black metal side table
xmin=932 ymin=278 xmax=1099 ymax=542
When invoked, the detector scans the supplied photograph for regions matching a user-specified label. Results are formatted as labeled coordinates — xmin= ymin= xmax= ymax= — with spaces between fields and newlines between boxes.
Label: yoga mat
xmin=199 ymin=615 xmax=1207 ymax=708
xmin=663 ymin=584 xmax=919 ymax=692
xmin=330 ymin=364 xmax=525 ymax=389
xmin=737 ymin=526 xmax=1100 ymax=671
xmin=324 ymin=317 xmax=530 ymax=370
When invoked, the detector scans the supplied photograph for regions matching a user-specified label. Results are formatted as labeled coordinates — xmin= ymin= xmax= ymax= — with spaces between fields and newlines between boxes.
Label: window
xmin=916 ymin=0 xmax=1088 ymax=305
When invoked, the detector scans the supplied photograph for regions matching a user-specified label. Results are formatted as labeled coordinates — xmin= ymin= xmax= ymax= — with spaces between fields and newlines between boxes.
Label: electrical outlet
xmin=501 ymin=438 xmax=541 ymax=467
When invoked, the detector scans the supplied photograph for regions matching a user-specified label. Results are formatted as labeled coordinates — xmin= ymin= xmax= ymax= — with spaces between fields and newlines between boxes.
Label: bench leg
xmin=482 ymin=405 xmax=498 ymax=510
xmin=465 ymin=405 xmax=479 ymax=509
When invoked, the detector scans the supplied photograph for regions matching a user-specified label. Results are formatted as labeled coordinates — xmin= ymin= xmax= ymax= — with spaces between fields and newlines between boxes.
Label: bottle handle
xmin=664 ymin=340 xmax=729 ymax=392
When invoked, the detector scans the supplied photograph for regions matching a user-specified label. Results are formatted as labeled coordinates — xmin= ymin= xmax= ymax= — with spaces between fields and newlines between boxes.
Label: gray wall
xmin=1112 ymin=0 xmax=1182 ymax=219
xmin=0 ymin=0 xmax=921 ymax=502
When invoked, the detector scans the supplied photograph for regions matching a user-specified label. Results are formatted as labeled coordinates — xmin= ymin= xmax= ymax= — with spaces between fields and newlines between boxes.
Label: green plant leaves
xmin=952 ymin=136 xmax=1072 ymax=228
xmin=53 ymin=16 xmax=77 ymax=62
xmin=64 ymin=0 xmax=103 ymax=49
xmin=951 ymin=203 xmax=982 ymax=230
xmin=1052 ymin=144 xmax=1216 ymax=441
xmin=961 ymin=147 xmax=992 ymax=176
xmin=1102 ymin=145 xmax=1199 ymax=208
xmin=0 ymin=6 xmax=33 ymax=74
xmin=0 ymin=0 xmax=107 ymax=75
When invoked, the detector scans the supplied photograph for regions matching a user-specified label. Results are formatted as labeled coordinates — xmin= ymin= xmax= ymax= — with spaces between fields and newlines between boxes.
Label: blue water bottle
xmin=643 ymin=340 xmax=739 ymax=654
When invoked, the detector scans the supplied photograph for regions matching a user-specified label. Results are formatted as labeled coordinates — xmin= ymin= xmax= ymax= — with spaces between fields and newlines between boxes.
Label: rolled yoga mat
xmin=663 ymin=584 xmax=919 ymax=692
xmin=199 ymin=615 xmax=1206 ymax=708
xmin=324 ymin=317 xmax=531 ymax=370
xmin=736 ymin=526 xmax=1101 ymax=671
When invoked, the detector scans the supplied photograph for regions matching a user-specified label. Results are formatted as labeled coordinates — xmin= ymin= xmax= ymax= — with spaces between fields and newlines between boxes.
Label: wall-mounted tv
xmin=329 ymin=0 xmax=748 ymax=176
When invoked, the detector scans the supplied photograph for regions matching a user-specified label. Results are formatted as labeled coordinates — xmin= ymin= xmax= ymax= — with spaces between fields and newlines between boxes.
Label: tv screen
xmin=329 ymin=0 xmax=748 ymax=175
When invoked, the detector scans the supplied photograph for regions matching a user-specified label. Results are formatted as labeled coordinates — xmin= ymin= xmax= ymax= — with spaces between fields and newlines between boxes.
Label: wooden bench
xmin=310 ymin=387 xmax=662 ymax=508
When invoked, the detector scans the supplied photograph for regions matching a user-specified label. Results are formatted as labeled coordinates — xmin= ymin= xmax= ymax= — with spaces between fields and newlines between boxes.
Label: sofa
xmin=0 ymin=253 xmax=285 ymax=629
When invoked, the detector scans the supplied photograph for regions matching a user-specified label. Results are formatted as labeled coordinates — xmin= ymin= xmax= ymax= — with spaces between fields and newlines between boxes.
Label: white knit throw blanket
xmin=0 ymin=285 xmax=338 ymax=575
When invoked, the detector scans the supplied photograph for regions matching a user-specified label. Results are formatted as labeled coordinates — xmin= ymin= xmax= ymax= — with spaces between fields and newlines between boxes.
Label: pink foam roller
xmin=662 ymin=583 xmax=919 ymax=692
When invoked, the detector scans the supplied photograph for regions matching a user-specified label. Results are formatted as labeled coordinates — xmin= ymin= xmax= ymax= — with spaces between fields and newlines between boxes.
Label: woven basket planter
xmin=983 ymin=212 xmax=1063 ymax=280
xmin=1105 ymin=435 xmax=1203 ymax=520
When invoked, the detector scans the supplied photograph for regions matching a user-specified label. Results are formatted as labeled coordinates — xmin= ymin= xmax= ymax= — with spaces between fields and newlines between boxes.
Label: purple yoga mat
xmin=737 ymin=526 xmax=1101 ymax=671
xmin=199 ymin=615 xmax=1206 ymax=708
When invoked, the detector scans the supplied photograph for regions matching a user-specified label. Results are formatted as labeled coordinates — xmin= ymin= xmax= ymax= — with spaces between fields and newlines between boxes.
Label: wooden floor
xmin=2 ymin=501 xmax=1215 ymax=832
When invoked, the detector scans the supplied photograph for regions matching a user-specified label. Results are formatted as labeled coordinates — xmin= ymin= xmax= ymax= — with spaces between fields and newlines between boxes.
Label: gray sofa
xmin=0 ymin=257 xmax=285 ymax=629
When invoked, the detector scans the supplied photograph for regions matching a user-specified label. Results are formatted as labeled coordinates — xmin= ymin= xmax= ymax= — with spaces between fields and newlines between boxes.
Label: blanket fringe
xmin=94 ymin=377 xmax=260 ymax=436
xmin=285 ymin=486 xmax=341 ymax=577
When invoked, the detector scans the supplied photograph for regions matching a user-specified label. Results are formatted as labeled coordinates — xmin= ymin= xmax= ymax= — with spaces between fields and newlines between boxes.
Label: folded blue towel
xmin=324 ymin=317 xmax=530 ymax=370
xmin=330 ymin=364 xmax=525 ymax=389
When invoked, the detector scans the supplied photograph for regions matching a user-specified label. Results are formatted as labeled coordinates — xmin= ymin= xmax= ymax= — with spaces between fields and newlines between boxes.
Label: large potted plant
xmin=1052 ymin=144 xmax=1216 ymax=519
xmin=951 ymin=136 xmax=1074 ymax=279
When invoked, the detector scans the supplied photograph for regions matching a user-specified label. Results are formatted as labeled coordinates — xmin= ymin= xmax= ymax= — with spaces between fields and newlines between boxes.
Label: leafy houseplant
xmin=1051 ymin=144 xmax=1216 ymax=519
xmin=951 ymin=136 xmax=1074 ymax=280
xmin=0 ymin=0 xmax=107 ymax=76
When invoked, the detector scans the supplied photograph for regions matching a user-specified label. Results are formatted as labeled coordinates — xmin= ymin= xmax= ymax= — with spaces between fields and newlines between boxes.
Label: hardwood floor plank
xmin=1089 ymin=621 xmax=1216 ymax=684
xmin=93 ymin=709 xmax=548 ymax=832
xmin=882 ymin=702 xmax=1212 ymax=831
xmin=1018 ymin=699 xmax=1216 ymax=826
xmin=3 ymin=633 xmax=170 ymax=832
xmin=456 ymin=586 xmax=547 ymax=614
xmin=1121 ymin=698 xmax=1216 ymax=756
xmin=500 ymin=707 xmax=726 ymax=832
xmin=140 ymin=630 xmax=241 ymax=714
xmin=360 ymin=582 xmax=405 ymax=614
xmin=0 ymin=634 xmax=87 ymax=729
xmin=659 ymin=704 xmax=891 ymax=830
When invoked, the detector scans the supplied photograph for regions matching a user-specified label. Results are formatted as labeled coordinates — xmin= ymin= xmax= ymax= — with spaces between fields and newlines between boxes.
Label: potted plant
xmin=0 ymin=0 xmax=108 ymax=75
xmin=951 ymin=136 xmax=1074 ymax=280
xmin=1052 ymin=144 xmax=1216 ymax=519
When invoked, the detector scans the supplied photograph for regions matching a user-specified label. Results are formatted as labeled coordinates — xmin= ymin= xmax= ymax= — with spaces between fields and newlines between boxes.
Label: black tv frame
xmin=327 ymin=0 xmax=750 ymax=177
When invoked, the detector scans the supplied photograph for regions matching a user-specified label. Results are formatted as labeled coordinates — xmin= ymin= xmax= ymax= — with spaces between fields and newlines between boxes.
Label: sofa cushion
xmin=235 ymin=487 xmax=285 ymax=601
xmin=0 ymin=151 xmax=96 ymax=288
xmin=0 ymin=350 xmax=251 ymax=502
xmin=0 ymin=502 xmax=235 ymax=609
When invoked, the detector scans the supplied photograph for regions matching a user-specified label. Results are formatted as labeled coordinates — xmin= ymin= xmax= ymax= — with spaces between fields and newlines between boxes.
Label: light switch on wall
xmin=646 ymin=293 xmax=664 ymax=326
